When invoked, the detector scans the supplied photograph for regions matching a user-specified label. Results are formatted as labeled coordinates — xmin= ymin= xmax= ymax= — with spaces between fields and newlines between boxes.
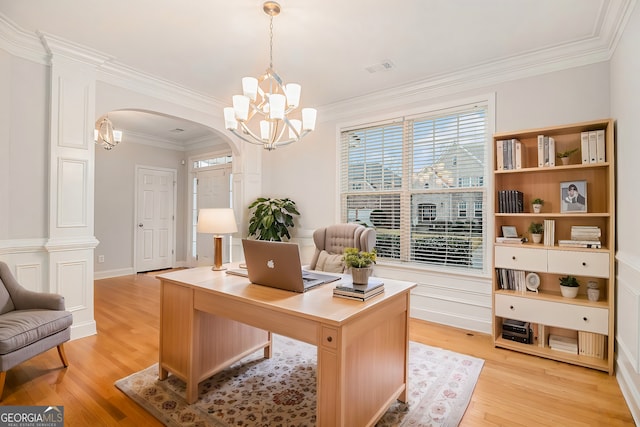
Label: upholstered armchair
xmin=0 ymin=261 xmax=72 ymax=400
xmin=309 ymin=223 xmax=376 ymax=272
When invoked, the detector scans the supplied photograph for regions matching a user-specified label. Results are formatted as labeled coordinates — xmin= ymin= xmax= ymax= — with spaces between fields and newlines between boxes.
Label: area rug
xmin=115 ymin=335 xmax=483 ymax=427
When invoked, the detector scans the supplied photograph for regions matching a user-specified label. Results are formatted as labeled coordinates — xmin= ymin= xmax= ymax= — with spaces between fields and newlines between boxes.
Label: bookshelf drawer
xmin=495 ymin=246 xmax=547 ymax=271
xmin=495 ymin=294 xmax=608 ymax=334
xmin=547 ymin=250 xmax=609 ymax=278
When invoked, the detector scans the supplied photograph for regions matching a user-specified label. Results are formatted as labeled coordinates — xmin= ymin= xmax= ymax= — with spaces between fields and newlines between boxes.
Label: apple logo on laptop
xmin=267 ymin=259 xmax=275 ymax=269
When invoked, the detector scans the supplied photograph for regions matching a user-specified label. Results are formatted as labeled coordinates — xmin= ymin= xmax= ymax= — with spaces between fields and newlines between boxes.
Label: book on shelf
xmin=543 ymin=219 xmax=555 ymax=246
xmin=537 ymin=135 xmax=555 ymax=167
xmin=496 ymin=139 xmax=522 ymax=171
xmin=570 ymin=225 xmax=601 ymax=240
xmin=496 ymin=237 xmax=526 ymax=244
xmin=495 ymin=268 xmax=526 ymax=292
xmin=549 ymin=334 xmax=578 ymax=354
xmin=581 ymin=132 xmax=590 ymax=164
xmin=578 ymin=331 xmax=606 ymax=359
xmin=596 ymin=129 xmax=606 ymax=163
xmin=497 ymin=190 xmax=524 ymax=213
xmin=558 ymin=240 xmax=602 ymax=249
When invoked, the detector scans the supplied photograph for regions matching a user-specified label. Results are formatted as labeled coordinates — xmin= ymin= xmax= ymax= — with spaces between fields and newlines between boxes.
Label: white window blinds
xmin=340 ymin=103 xmax=488 ymax=272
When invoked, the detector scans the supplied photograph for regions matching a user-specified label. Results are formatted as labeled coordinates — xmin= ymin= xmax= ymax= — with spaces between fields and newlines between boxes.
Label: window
xmin=340 ymin=102 xmax=488 ymax=272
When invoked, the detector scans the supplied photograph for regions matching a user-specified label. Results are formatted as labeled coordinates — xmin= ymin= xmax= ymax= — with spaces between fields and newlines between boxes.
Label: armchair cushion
xmin=316 ymin=250 xmax=345 ymax=273
xmin=0 ymin=309 xmax=72 ymax=355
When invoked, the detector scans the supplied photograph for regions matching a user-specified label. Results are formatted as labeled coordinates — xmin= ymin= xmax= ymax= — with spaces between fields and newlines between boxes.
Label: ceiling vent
xmin=365 ymin=60 xmax=395 ymax=74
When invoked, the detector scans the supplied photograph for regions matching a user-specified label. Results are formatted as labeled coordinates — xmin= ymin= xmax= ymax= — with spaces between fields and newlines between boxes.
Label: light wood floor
xmin=2 ymin=272 xmax=634 ymax=426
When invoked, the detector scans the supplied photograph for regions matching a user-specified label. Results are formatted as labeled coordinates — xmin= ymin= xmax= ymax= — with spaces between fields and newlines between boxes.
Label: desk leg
xmin=264 ymin=331 xmax=273 ymax=359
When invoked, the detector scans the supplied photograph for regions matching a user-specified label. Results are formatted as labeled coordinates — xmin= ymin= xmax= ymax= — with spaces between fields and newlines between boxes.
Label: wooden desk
xmin=157 ymin=267 xmax=416 ymax=427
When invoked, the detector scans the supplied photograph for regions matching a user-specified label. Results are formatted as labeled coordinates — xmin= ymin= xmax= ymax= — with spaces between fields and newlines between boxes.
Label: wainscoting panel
xmin=57 ymin=158 xmax=88 ymax=228
xmin=56 ymin=259 xmax=88 ymax=312
xmin=15 ymin=263 xmax=42 ymax=292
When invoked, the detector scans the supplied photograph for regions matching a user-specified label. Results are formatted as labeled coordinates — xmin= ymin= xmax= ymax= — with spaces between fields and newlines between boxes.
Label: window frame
xmin=338 ymin=95 xmax=495 ymax=275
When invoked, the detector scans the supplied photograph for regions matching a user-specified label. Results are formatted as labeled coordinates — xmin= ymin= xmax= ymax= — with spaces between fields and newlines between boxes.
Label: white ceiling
xmin=0 ymin=0 xmax=631 ymax=147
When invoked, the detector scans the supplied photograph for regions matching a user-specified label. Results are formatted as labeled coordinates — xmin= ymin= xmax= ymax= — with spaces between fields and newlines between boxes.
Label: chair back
xmin=309 ymin=224 xmax=376 ymax=272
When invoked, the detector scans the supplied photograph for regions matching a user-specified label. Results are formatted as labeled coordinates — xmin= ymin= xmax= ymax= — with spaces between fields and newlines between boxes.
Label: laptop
xmin=229 ymin=239 xmax=340 ymax=292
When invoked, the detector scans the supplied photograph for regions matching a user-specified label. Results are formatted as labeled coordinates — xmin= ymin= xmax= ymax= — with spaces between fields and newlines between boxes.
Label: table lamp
xmin=197 ymin=208 xmax=238 ymax=271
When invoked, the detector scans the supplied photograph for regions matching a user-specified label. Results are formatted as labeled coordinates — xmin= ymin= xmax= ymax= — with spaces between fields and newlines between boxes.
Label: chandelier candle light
xmin=197 ymin=208 xmax=238 ymax=271
xmin=223 ymin=1 xmax=317 ymax=151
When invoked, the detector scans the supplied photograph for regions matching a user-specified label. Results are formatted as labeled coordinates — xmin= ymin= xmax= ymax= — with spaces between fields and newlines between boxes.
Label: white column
xmin=42 ymin=35 xmax=109 ymax=339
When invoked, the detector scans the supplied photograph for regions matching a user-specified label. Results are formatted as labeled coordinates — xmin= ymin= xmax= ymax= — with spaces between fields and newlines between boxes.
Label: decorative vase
xmin=532 ymin=233 xmax=542 ymax=244
xmin=532 ymin=204 xmax=542 ymax=213
xmin=350 ymin=267 xmax=373 ymax=285
xmin=587 ymin=288 xmax=600 ymax=302
xmin=560 ymin=285 xmax=579 ymax=298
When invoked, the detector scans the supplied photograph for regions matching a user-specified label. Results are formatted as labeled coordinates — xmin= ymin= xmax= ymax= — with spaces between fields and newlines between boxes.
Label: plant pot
xmin=560 ymin=157 xmax=570 ymax=165
xmin=532 ymin=233 xmax=542 ymax=244
xmin=350 ymin=267 xmax=373 ymax=285
xmin=532 ymin=204 xmax=542 ymax=213
xmin=560 ymin=285 xmax=579 ymax=298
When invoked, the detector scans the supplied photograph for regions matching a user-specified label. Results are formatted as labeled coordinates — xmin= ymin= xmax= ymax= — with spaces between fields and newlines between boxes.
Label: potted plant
xmin=559 ymin=275 xmax=580 ymax=298
xmin=343 ymin=247 xmax=377 ymax=285
xmin=532 ymin=198 xmax=544 ymax=214
xmin=556 ymin=147 xmax=579 ymax=165
xmin=247 ymin=197 xmax=300 ymax=241
xmin=528 ymin=222 xmax=543 ymax=244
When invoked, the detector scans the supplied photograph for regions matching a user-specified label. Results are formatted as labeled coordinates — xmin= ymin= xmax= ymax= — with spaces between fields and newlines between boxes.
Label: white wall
xmin=610 ymin=1 xmax=640 ymax=422
xmin=94 ymin=139 xmax=186 ymax=276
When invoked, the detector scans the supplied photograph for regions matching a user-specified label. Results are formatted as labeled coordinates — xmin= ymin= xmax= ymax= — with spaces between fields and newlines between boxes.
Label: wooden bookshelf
xmin=492 ymin=119 xmax=615 ymax=374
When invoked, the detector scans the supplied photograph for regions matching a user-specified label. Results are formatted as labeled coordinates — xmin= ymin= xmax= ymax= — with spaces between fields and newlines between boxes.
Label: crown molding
xmin=320 ymin=0 xmax=635 ymax=121
xmin=0 ymin=13 xmax=48 ymax=64
xmin=38 ymin=31 xmax=112 ymax=66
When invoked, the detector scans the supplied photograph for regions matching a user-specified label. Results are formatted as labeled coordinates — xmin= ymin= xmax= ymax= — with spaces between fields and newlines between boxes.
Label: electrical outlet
xmin=98 ymin=255 xmax=105 ymax=263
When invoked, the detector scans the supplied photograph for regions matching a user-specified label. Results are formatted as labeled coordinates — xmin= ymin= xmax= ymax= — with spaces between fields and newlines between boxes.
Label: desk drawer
xmin=546 ymin=250 xmax=609 ymax=278
xmin=495 ymin=294 xmax=608 ymax=335
xmin=495 ymin=246 xmax=547 ymax=271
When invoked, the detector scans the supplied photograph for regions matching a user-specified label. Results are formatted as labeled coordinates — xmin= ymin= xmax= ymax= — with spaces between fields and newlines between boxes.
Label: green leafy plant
xmin=343 ymin=247 xmax=377 ymax=268
xmin=556 ymin=147 xmax=579 ymax=158
xmin=532 ymin=198 xmax=544 ymax=205
xmin=528 ymin=222 xmax=543 ymax=234
xmin=559 ymin=275 xmax=579 ymax=287
xmin=247 ymin=197 xmax=300 ymax=241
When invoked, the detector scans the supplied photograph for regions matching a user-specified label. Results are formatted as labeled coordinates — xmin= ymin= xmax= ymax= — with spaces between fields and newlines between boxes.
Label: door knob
xmin=138 ymin=223 xmax=144 ymax=228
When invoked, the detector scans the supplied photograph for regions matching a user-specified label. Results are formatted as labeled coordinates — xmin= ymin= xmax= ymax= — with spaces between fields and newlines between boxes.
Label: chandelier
xmin=94 ymin=117 xmax=123 ymax=150
xmin=223 ymin=1 xmax=317 ymax=151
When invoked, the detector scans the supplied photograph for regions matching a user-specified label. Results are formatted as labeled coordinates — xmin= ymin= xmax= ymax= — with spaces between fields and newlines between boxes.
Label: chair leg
xmin=0 ymin=371 xmax=5 ymax=402
xmin=57 ymin=344 xmax=69 ymax=367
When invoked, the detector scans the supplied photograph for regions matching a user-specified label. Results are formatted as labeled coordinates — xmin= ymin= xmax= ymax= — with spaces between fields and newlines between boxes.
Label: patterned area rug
xmin=115 ymin=335 xmax=483 ymax=427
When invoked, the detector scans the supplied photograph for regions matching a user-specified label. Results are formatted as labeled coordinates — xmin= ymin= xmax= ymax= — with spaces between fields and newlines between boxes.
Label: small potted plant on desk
xmin=532 ymin=198 xmax=544 ymax=214
xmin=556 ymin=147 xmax=579 ymax=165
xmin=528 ymin=222 xmax=543 ymax=244
xmin=559 ymin=275 xmax=580 ymax=298
xmin=343 ymin=247 xmax=376 ymax=285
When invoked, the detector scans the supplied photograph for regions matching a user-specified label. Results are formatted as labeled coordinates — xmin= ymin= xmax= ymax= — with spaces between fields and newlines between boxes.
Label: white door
xmin=136 ymin=167 xmax=176 ymax=272
xmin=195 ymin=166 xmax=232 ymax=266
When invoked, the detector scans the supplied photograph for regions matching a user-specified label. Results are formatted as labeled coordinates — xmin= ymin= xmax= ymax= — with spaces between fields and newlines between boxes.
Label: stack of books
xmin=558 ymin=225 xmax=602 ymax=248
xmin=549 ymin=334 xmax=578 ymax=354
xmin=495 ymin=236 xmax=526 ymax=244
xmin=333 ymin=278 xmax=385 ymax=301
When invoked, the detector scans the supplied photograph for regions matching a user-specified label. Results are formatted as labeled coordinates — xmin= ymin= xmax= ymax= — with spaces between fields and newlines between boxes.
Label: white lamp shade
xmin=302 ymin=108 xmax=317 ymax=131
xmin=197 ymin=208 xmax=238 ymax=234
xmin=233 ymin=95 xmax=250 ymax=121
xmin=224 ymin=107 xmax=238 ymax=130
xmin=242 ymin=77 xmax=258 ymax=101
xmin=269 ymin=94 xmax=286 ymax=119
xmin=113 ymin=130 xmax=123 ymax=143
xmin=260 ymin=120 xmax=272 ymax=141
xmin=288 ymin=119 xmax=302 ymax=139
xmin=285 ymin=83 xmax=301 ymax=108
xmin=94 ymin=129 xmax=99 ymax=142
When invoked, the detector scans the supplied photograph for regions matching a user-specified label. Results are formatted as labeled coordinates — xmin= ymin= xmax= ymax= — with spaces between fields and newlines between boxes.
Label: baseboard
xmin=94 ymin=267 xmax=135 ymax=280
xmin=617 ymin=354 xmax=640 ymax=425
xmin=411 ymin=306 xmax=492 ymax=334
xmin=70 ymin=320 xmax=97 ymax=340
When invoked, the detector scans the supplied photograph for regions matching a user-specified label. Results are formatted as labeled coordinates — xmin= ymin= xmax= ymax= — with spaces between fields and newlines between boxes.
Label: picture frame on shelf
xmin=501 ymin=225 xmax=518 ymax=238
xmin=560 ymin=180 xmax=587 ymax=213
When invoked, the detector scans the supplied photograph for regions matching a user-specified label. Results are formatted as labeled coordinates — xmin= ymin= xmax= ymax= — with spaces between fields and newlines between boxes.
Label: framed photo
xmin=560 ymin=180 xmax=587 ymax=213
xmin=501 ymin=225 xmax=518 ymax=238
